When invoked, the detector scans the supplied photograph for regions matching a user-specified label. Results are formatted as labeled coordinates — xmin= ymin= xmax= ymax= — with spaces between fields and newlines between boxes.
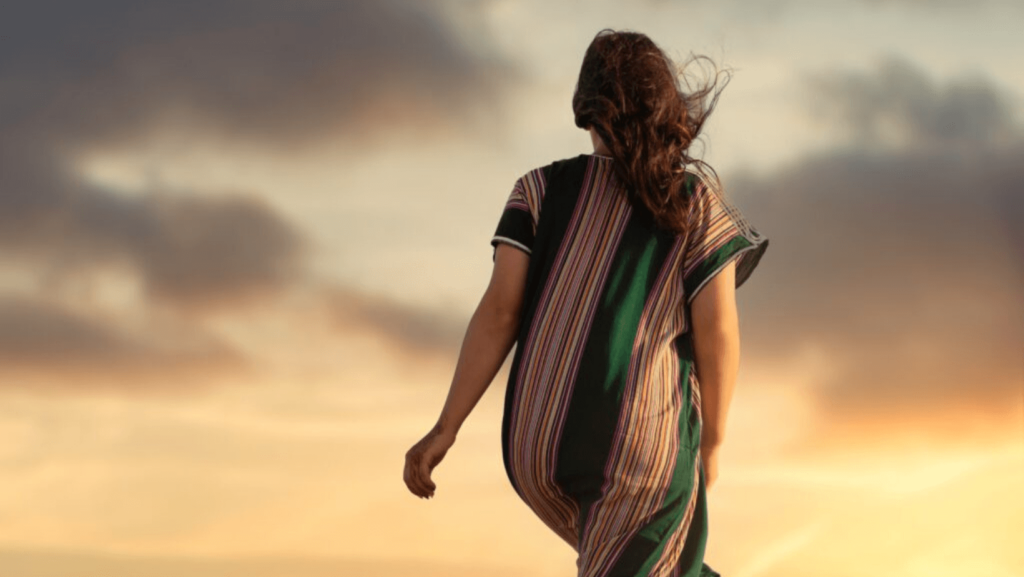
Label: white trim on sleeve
xmin=491 ymin=236 xmax=532 ymax=255
xmin=685 ymin=243 xmax=760 ymax=305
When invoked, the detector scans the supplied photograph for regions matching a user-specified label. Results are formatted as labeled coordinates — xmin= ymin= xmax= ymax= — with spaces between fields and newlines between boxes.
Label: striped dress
xmin=490 ymin=153 xmax=768 ymax=577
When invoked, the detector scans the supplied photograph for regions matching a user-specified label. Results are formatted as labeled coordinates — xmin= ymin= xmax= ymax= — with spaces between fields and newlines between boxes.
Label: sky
xmin=0 ymin=1 xmax=1022 ymax=576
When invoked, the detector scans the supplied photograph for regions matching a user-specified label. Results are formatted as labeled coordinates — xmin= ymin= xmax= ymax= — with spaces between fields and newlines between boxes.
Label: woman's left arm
xmin=403 ymin=244 xmax=530 ymax=499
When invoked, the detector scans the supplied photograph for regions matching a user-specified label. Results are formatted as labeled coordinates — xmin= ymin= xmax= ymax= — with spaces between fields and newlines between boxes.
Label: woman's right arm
xmin=689 ymin=259 xmax=742 ymax=489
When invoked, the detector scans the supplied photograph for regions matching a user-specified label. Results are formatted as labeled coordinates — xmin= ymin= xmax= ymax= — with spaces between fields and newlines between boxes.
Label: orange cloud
xmin=0 ymin=294 xmax=251 ymax=391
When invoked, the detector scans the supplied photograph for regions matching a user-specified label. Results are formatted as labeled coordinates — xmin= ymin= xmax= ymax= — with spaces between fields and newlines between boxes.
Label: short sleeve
xmin=682 ymin=173 xmax=769 ymax=304
xmin=490 ymin=168 xmax=546 ymax=260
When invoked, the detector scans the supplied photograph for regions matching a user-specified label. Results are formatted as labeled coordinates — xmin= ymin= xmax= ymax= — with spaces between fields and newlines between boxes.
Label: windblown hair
xmin=572 ymin=29 xmax=732 ymax=234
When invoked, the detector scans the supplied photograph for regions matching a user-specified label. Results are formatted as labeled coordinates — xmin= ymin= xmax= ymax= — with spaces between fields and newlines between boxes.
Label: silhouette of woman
xmin=404 ymin=28 xmax=769 ymax=577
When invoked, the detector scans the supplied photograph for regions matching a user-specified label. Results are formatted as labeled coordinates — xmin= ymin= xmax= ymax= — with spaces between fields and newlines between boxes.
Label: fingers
xmin=403 ymin=453 xmax=417 ymax=496
xmin=404 ymin=446 xmax=436 ymax=499
xmin=419 ymin=458 xmax=436 ymax=496
xmin=404 ymin=449 xmax=423 ymax=497
xmin=404 ymin=451 xmax=429 ymax=498
xmin=404 ymin=428 xmax=454 ymax=499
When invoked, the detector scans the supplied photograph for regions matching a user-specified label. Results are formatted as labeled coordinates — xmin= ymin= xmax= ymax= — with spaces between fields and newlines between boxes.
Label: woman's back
xmin=491 ymin=152 xmax=767 ymax=576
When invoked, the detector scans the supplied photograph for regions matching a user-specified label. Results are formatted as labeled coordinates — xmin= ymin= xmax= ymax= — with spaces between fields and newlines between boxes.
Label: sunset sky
xmin=1 ymin=1 xmax=1022 ymax=576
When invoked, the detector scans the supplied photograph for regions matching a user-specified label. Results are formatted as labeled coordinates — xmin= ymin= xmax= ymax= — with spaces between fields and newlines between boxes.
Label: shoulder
xmin=681 ymin=166 xmax=716 ymax=198
xmin=547 ymin=153 xmax=591 ymax=172
xmin=681 ymin=165 xmax=736 ymax=222
xmin=518 ymin=154 xmax=589 ymax=182
xmin=513 ymin=154 xmax=591 ymax=197
xmin=542 ymin=154 xmax=594 ymax=188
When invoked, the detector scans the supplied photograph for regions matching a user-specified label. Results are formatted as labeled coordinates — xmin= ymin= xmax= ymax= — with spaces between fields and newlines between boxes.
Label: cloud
xmin=0 ymin=0 xmax=514 ymax=149
xmin=0 ymin=148 xmax=308 ymax=316
xmin=317 ymin=285 xmax=468 ymax=358
xmin=805 ymin=55 xmax=1020 ymax=149
xmin=728 ymin=58 xmax=1024 ymax=428
xmin=0 ymin=0 xmax=515 ymax=387
xmin=0 ymin=295 xmax=250 ymax=390
xmin=0 ymin=0 xmax=513 ymax=316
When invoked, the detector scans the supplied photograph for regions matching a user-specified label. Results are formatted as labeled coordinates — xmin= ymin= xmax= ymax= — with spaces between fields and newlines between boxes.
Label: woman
xmin=403 ymin=29 xmax=768 ymax=577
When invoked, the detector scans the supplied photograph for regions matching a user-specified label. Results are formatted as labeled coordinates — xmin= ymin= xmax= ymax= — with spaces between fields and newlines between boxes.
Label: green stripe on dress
xmin=554 ymin=205 xmax=675 ymax=544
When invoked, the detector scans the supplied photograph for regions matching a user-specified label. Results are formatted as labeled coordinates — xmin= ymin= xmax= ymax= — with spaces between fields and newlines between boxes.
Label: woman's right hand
xmin=403 ymin=423 xmax=456 ymax=499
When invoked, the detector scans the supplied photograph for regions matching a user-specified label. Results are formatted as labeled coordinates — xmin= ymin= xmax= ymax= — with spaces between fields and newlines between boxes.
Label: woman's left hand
xmin=403 ymin=423 xmax=456 ymax=499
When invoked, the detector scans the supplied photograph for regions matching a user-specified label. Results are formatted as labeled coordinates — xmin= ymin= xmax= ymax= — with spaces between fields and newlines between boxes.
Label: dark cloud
xmin=0 ymin=295 xmax=250 ymax=391
xmin=0 ymin=0 xmax=511 ymax=315
xmin=318 ymin=285 xmax=467 ymax=357
xmin=0 ymin=0 xmax=513 ymax=149
xmin=0 ymin=146 xmax=308 ymax=315
xmin=0 ymin=0 xmax=511 ymax=368
xmin=735 ymin=145 xmax=1024 ymax=415
xmin=806 ymin=55 xmax=1020 ymax=150
xmin=730 ymin=59 xmax=1024 ymax=427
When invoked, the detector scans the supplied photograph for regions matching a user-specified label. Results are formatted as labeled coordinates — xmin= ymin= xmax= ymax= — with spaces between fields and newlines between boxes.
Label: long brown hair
xmin=572 ymin=29 xmax=731 ymax=233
